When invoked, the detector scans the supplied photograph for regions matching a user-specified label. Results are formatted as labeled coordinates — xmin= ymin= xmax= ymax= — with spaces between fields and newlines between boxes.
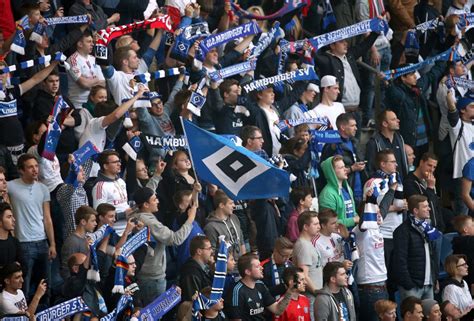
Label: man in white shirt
xmin=0 ymin=262 xmax=47 ymax=316
xmin=67 ymin=31 xmax=105 ymax=109
xmin=92 ymin=150 xmax=132 ymax=236
xmin=304 ymin=75 xmax=345 ymax=129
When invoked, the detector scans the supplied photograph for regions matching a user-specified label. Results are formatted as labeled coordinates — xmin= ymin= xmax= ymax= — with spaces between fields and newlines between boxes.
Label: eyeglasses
xmin=457 ymin=263 xmax=468 ymax=268
xmin=250 ymin=136 xmax=263 ymax=140
xmin=151 ymin=102 xmax=163 ymax=107
xmin=201 ymin=246 xmax=213 ymax=251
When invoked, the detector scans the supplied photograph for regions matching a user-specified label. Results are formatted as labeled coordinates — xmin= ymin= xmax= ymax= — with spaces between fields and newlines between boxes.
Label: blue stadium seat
xmin=438 ymin=232 xmax=459 ymax=280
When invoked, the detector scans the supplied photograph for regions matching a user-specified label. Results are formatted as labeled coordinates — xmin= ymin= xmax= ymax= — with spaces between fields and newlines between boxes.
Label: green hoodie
xmin=319 ymin=156 xmax=358 ymax=228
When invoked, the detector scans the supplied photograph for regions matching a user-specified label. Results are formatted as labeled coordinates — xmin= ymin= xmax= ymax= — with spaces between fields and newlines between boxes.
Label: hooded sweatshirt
xmin=204 ymin=211 xmax=245 ymax=261
xmin=319 ymin=157 xmax=358 ymax=228
xmin=130 ymin=211 xmax=192 ymax=281
xmin=314 ymin=285 xmax=357 ymax=321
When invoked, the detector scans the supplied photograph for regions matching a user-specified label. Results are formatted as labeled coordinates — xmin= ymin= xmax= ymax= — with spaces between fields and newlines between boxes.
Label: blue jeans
xmin=20 ymin=240 xmax=51 ymax=301
xmin=358 ymin=283 xmax=388 ymax=321
xmin=137 ymin=278 xmax=167 ymax=306
xmin=360 ymin=46 xmax=392 ymax=124
xmin=398 ymin=285 xmax=433 ymax=302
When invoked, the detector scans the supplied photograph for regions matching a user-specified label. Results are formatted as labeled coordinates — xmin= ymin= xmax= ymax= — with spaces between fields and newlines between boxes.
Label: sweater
xmin=130 ymin=211 xmax=192 ymax=280
xmin=314 ymin=286 xmax=357 ymax=321
xmin=319 ymin=156 xmax=358 ymax=228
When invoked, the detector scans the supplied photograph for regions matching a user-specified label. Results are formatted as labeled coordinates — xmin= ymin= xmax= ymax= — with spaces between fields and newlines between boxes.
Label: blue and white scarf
xmin=35 ymin=297 xmax=89 ymax=321
xmin=144 ymin=134 xmax=188 ymax=151
xmin=100 ymin=293 xmax=134 ymax=321
xmin=446 ymin=76 xmax=474 ymax=90
xmin=10 ymin=16 xmax=30 ymax=55
xmin=65 ymin=141 xmax=100 ymax=187
xmin=88 ymin=224 xmax=115 ymax=282
xmin=139 ymin=286 xmax=181 ymax=320
xmin=45 ymin=15 xmax=89 ymax=26
xmin=209 ymin=60 xmax=257 ymax=82
xmin=199 ymin=21 xmax=261 ymax=58
xmin=192 ymin=237 xmax=229 ymax=320
xmin=230 ymin=0 xmax=307 ymax=20
xmin=248 ymin=22 xmax=284 ymax=60
xmin=1 ymin=52 xmax=67 ymax=74
xmin=134 ymin=67 xmax=181 ymax=83
xmin=42 ymin=96 xmax=70 ymax=161
xmin=410 ymin=214 xmax=442 ymax=241
xmin=310 ymin=18 xmax=388 ymax=51
xmin=171 ymin=22 xmax=210 ymax=62
xmin=243 ymin=66 xmax=318 ymax=93
xmin=277 ymin=117 xmax=329 ymax=131
xmin=383 ymin=46 xmax=460 ymax=80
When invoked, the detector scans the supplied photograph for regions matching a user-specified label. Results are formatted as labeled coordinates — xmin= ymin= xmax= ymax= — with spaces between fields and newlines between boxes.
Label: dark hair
xmin=94 ymin=101 xmax=117 ymax=118
xmin=420 ymin=152 xmax=438 ymax=163
xmin=97 ymin=203 xmax=116 ymax=217
xmin=280 ymin=137 xmax=307 ymax=155
xmin=88 ymin=85 xmax=107 ymax=101
xmin=282 ymin=266 xmax=303 ymax=287
xmin=0 ymin=203 xmax=12 ymax=222
xmin=22 ymin=3 xmax=40 ymax=15
xmin=318 ymin=208 xmax=338 ymax=226
xmin=290 ymin=187 xmax=312 ymax=208
xmin=375 ymin=110 xmax=396 ymax=132
xmin=44 ymin=69 xmax=60 ymax=80
xmin=17 ymin=153 xmax=37 ymax=171
xmin=297 ymin=211 xmax=318 ymax=233
xmin=25 ymin=120 xmax=46 ymax=147
xmin=174 ymin=89 xmax=192 ymax=110
xmin=335 ymin=113 xmax=356 ymax=130
xmin=0 ymin=166 xmax=4 ymax=175
xmin=408 ymin=194 xmax=428 ymax=212
xmin=322 ymin=261 xmax=344 ymax=285
xmin=219 ymin=79 xmax=239 ymax=98
xmin=74 ymin=205 xmax=97 ymax=226
xmin=173 ymin=190 xmax=193 ymax=207
xmin=97 ymin=150 xmax=120 ymax=171
xmin=190 ymin=235 xmax=210 ymax=257
xmin=0 ymin=262 xmax=22 ymax=288
xmin=240 ymin=125 xmax=261 ymax=147
xmin=400 ymin=296 xmax=422 ymax=317
xmin=237 ymin=253 xmax=258 ymax=277
xmin=375 ymin=149 xmax=395 ymax=169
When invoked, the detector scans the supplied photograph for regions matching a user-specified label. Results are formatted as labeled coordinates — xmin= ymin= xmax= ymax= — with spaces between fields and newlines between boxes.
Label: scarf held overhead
xmin=243 ymin=66 xmax=318 ymax=93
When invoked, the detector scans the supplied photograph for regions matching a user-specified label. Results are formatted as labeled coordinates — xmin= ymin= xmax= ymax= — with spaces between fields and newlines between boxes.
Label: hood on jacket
xmin=321 ymin=156 xmax=351 ymax=192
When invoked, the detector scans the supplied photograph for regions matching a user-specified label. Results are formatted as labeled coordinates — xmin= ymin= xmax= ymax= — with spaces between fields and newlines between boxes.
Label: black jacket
xmin=452 ymin=235 xmax=474 ymax=286
xmin=179 ymin=258 xmax=212 ymax=301
xmin=245 ymin=102 xmax=281 ymax=157
xmin=32 ymin=90 xmax=81 ymax=156
xmin=313 ymin=32 xmax=379 ymax=102
xmin=365 ymin=131 xmax=409 ymax=179
xmin=404 ymin=172 xmax=445 ymax=231
xmin=392 ymin=216 xmax=439 ymax=290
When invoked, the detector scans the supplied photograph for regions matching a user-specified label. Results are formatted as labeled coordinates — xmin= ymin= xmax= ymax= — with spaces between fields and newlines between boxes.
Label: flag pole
xmin=179 ymin=116 xmax=201 ymax=187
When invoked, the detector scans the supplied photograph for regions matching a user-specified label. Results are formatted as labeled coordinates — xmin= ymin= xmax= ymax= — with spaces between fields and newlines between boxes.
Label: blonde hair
xmin=248 ymin=6 xmax=268 ymax=32
xmin=374 ymin=300 xmax=397 ymax=316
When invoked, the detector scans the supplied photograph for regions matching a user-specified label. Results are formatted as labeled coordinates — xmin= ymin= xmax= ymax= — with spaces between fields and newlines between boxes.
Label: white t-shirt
xmin=67 ymin=51 xmax=105 ymax=108
xmin=353 ymin=226 xmax=387 ymax=284
xmin=442 ymin=280 xmax=474 ymax=312
xmin=304 ymin=102 xmax=345 ymax=129
xmin=107 ymin=59 xmax=148 ymax=106
xmin=92 ymin=178 xmax=128 ymax=235
xmin=449 ymin=118 xmax=474 ymax=178
xmin=79 ymin=116 xmax=107 ymax=177
xmin=312 ymin=233 xmax=344 ymax=266
xmin=293 ymin=238 xmax=323 ymax=290
xmin=261 ymin=106 xmax=281 ymax=156
xmin=27 ymin=146 xmax=63 ymax=192
xmin=0 ymin=289 xmax=28 ymax=314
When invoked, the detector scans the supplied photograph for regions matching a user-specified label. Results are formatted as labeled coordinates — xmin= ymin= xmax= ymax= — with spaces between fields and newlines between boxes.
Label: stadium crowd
xmin=1 ymin=0 xmax=474 ymax=320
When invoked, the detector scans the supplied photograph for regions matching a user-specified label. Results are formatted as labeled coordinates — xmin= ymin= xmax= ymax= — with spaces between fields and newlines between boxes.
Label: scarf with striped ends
xmin=192 ymin=236 xmax=229 ymax=320
xmin=230 ymin=0 xmax=309 ymax=20
xmin=271 ymin=256 xmax=290 ymax=291
xmin=10 ymin=16 xmax=30 ymax=55
xmin=409 ymin=214 xmax=442 ymax=241
xmin=383 ymin=46 xmax=461 ymax=80
xmin=113 ymin=227 xmax=155 ymax=294
xmin=277 ymin=116 xmax=329 ymax=131
xmin=0 ymin=52 xmax=68 ymax=75
xmin=372 ymin=170 xmax=405 ymax=214
xmin=248 ymin=22 xmax=285 ymax=60
xmin=134 ymin=67 xmax=182 ymax=84
xmin=446 ymin=76 xmax=474 ymax=90
xmin=42 ymin=95 xmax=71 ymax=161
xmin=87 ymin=224 xmax=115 ymax=282
xmin=413 ymin=17 xmax=443 ymax=34
xmin=369 ymin=0 xmax=385 ymax=18
xmin=100 ymin=288 xmax=137 ymax=321
xmin=361 ymin=179 xmax=381 ymax=230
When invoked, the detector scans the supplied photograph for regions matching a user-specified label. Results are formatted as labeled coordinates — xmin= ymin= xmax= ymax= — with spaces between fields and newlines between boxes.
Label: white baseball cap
xmin=320 ymin=75 xmax=338 ymax=88
xmin=307 ymin=83 xmax=320 ymax=93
